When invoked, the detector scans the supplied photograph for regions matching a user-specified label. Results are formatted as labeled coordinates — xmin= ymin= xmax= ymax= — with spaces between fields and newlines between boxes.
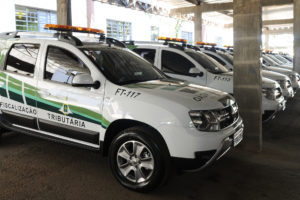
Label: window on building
xmin=45 ymin=46 xmax=90 ymax=85
xmin=6 ymin=43 xmax=40 ymax=77
xmin=181 ymin=31 xmax=193 ymax=44
xmin=133 ymin=48 xmax=156 ymax=64
xmin=15 ymin=5 xmax=57 ymax=32
xmin=150 ymin=26 xmax=159 ymax=41
xmin=161 ymin=50 xmax=195 ymax=75
xmin=106 ymin=19 xmax=132 ymax=41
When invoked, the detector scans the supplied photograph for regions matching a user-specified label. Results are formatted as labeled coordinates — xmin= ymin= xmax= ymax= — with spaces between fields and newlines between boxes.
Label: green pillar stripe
xmin=8 ymin=76 xmax=22 ymax=85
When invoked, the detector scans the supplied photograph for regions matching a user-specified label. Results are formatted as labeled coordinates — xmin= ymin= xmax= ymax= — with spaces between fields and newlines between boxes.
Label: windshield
xmin=186 ymin=51 xmax=229 ymax=74
xmin=218 ymin=52 xmax=233 ymax=65
xmin=267 ymin=55 xmax=284 ymax=65
xmin=81 ymin=47 xmax=165 ymax=85
xmin=263 ymin=55 xmax=277 ymax=66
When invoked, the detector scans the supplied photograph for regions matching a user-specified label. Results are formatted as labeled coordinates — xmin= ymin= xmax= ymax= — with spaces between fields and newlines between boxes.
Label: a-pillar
xmin=57 ymin=0 xmax=72 ymax=25
xmin=294 ymin=0 xmax=300 ymax=73
xmin=233 ymin=0 xmax=263 ymax=151
xmin=194 ymin=5 xmax=202 ymax=42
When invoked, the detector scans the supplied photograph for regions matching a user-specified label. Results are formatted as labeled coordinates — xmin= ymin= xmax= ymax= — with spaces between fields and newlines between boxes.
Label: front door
xmin=159 ymin=49 xmax=207 ymax=86
xmin=36 ymin=42 xmax=106 ymax=148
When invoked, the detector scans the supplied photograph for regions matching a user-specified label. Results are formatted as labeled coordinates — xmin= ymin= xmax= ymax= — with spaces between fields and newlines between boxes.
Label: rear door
xmin=35 ymin=41 xmax=107 ymax=148
xmin=0 ymin=42 xmax=41 ymax=129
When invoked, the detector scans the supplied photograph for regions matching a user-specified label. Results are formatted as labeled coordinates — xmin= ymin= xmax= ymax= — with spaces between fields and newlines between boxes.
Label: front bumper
xmin=170 ymin=119 xmax=244 ymax=171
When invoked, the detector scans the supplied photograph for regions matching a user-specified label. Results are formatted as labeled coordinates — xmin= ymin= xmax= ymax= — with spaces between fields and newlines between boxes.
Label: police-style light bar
xmin=196 ymin=42 xmax=217 ymax=46
xmin=158 ymin=36 xmax=187 ymax=43
xmin=44 ymin=24 xmax=105 ymax=35
xmin=224 ymin=45 xmax=233 ymax=48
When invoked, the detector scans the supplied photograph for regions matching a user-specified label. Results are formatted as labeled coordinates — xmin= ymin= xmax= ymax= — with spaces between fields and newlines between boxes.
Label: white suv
xmin=0 ymin=26 xmax=244 ymax=192
xmin=131 ymin=40 xmax=286 ymax=121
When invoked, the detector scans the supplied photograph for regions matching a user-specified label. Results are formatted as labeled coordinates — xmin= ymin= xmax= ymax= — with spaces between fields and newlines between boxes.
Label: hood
xmin=125 ymin=79 xmax=235 ymax=110
xmin=262 ymin=77 xmax=280 ymax=89
xmin=262 ymin=70 xmax=289 ymax=81
xmin=264 ymin=66 xmax=296 ymax=76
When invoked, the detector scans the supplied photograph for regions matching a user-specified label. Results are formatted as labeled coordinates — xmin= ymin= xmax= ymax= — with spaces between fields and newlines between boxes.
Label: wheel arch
xmin=101 ymin=119 xmax=169 ymax=157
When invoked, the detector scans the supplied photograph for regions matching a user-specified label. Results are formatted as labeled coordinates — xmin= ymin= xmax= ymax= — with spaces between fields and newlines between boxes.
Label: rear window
xmin=5 ymin=43 xmax=40 ymax=77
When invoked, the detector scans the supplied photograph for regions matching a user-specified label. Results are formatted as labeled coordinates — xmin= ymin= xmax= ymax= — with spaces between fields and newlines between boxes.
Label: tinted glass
xmin=218 ymin=52 xmax=233 ymax=65
xmin=186 ymin=51 xmax=228 ymax=74
xmin=81 ymin=47 xmax=165 ymax=85
xmin=206 ymin=53 xmax=226 ymax=66
xmin=161 ymin=50 xmax=195 ymax=75
xmin=45 ymin=46 xmax=90 ymax=84
xmin=6 ymin=43 xmax=40 ymax=77
xmin=133 ymin=48 xmax=156 ymax=64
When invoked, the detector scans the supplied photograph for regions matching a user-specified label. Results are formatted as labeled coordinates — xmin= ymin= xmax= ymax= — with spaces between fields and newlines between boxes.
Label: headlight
xmin=189 ymin=104 xmax=238 ymax=132
xmin=289 ymin=74 xmax=296 ymax=81
xmin=262 ymin=88 xmax=276 ymax=100
xmin=189 ymin=111 xmax=220 ymax=131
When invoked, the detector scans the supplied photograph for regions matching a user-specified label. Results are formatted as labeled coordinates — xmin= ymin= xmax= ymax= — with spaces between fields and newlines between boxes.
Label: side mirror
xmin=189 ymin=68 xmax=204 ymax=77
xmin=72 ymin=73 xmax=100 ymax=89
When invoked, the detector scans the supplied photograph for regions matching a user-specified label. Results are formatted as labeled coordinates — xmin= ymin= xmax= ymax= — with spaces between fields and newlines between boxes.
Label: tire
xmin=109 ymin=126 xmax=170 ymax=192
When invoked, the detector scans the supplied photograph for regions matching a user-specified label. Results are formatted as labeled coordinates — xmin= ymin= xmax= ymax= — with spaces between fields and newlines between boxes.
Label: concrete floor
xmin=0 ymin=95 xmax=300 ymax=200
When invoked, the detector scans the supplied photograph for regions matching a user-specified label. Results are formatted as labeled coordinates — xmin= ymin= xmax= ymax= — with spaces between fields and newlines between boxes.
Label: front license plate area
xmin=233 ymin=128 xmax=243 ymax=147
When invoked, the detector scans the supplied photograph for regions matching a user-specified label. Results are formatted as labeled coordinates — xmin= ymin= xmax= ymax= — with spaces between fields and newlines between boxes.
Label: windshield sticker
xmin=193 ymin=93 xmax=208 ymax=102
xmin=115 ymin=88 xmax=141 ymax=98
xmin=214 ymin=75 xmax=231 ymax=82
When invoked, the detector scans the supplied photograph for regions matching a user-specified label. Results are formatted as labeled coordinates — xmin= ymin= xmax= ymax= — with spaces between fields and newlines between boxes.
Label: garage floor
xmin=0 ymin=95 xmax=300 ymax=200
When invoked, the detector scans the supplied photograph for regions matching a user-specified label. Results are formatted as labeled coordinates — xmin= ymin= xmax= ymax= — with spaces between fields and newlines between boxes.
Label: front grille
xmin=217 ymin=103 xmax=239 ymax=129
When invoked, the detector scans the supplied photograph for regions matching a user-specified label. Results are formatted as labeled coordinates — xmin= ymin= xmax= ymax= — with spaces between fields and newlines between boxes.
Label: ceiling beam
xmin=172 ymin=0 xmax=294 ymax=15
xmin=262 ymin=0 xmax=293 ymax=7
xmin=224 ymin=18 xmax=294 ymax=28
xmin=263 ymin=18 xmax=293 ymax=25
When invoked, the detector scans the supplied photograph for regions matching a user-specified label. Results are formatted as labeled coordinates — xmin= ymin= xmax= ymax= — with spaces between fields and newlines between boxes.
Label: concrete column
xmin=294 ymin=0 xmax=300 ymax=73
xmin=233 ymin=0 xmax=263 ymax=151
xmin=194 ymin=6 xmax=202 ymax=42
xmin=57 ymin=0 xmax=72 ymax=25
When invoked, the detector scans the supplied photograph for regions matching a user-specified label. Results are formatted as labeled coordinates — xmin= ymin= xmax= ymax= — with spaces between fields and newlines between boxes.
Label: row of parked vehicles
xmin=0 ymin=24 xmax=295 ymax=192
xmin=128 ymin=39 xmax=298 ymax=122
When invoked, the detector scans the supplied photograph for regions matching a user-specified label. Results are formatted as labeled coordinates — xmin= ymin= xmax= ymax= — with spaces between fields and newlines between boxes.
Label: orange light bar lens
xmin=224 ymin=45 xmax=233 ymax=48
xmin=44 ymin=24 xmax=105 ymax=34
xmin=197 ymin=41 xmax=216 ymax=46
xmin=158 ymin=36 xmax=187 ymax=43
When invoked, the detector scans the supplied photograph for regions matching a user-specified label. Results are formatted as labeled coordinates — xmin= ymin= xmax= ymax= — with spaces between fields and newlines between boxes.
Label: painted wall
xmin=89 ymin=2 xmax=194 ymax=41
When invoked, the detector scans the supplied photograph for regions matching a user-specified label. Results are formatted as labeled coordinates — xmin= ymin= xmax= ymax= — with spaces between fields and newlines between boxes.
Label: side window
xmin=205 ymin=53 xmax=226 ymax=66
xmin=133 ymin=48 xmax=156 ymax=64
xmin=5 ymin=43 xmax=40 ymax=77
xmin=161 ymin=50 xmax=195 ymax=75
xmin=45 ymin=46 xmax=90 ymax=85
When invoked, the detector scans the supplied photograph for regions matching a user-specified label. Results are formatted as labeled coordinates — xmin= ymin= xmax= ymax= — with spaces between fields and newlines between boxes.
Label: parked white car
xmin=131 ymin=39 xmax=286 ymax=121
xmin=201 ymin=48 xmax=294 ymax=99
xmin=0 ymin=26 xmax=244 ymax=192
